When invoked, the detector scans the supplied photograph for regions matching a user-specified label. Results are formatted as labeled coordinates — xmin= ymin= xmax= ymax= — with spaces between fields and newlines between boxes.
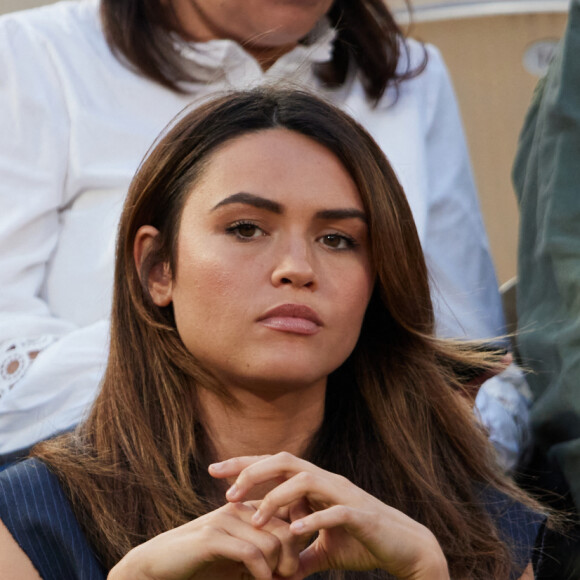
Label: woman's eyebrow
xmin=315 ymin=208 xmax=368 ymax=223
xmin=211 ymin=193 xmax=366 ymax=223
xmin=211 ymin=192 xmax=283 ymax=214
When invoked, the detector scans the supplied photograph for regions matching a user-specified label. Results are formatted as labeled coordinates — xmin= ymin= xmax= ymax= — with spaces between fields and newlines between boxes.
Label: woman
xmin=0 ymin=89 xmax=543 ymax=579
xmin=0 ymin=0 xmax=521 ymax=468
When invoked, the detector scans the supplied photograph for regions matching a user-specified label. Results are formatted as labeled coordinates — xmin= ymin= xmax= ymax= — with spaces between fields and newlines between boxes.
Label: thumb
xmin=283 ymin=543 xmax=327 ymax=580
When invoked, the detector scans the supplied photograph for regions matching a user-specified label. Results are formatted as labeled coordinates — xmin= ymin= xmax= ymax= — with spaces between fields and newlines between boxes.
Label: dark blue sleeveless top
xmin=0 ymin=458 xmax=544 ymax=579
xmin=0 ymin=458 xmax=105 ymax=579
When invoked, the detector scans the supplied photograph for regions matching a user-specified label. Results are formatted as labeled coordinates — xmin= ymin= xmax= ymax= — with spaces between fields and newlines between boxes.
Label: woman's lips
xmin=257 ymin=304 xmax=323 ymax=336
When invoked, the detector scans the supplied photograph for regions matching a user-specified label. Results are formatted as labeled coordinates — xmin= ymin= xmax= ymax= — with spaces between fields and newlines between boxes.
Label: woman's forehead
xmin=186 ymin=128 xmax=365 ymax=212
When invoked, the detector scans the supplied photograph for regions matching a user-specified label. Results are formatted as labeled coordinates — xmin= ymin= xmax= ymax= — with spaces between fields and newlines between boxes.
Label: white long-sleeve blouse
xmin=0 ymin=0 xmax=512 ymax=455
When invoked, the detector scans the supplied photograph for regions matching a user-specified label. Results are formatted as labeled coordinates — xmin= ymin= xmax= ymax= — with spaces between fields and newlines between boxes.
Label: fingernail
xmin=209 ymin=461 xmax=225 ymax=472
xmin=252 ymin=510 xmax=265 ymax=526
xmin=291 ymin=520 xmax=305 ymax=532
xmin=226 ymin=483 xmax=239 ymax=499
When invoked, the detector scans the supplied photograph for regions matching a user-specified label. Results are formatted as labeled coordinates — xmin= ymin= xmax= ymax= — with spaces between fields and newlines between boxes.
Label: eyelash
xmin=319 ymin=233 xmax=358 ymax=251
xmin=225 ymin=220 xmax=265 ymax=241
xmin=225 ymin=221 xmax=358 ymax=250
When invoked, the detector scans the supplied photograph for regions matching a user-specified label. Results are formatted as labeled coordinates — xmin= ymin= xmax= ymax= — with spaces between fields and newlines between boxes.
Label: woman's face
xmin=170 ymin=0 xmax=334 ymax=48
xmin=146 ymin=129 xmax=373 ymax=393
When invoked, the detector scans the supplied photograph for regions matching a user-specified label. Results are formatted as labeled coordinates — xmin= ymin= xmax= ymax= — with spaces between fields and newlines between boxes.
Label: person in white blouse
xmin=0 ymin=0 xmax=528 ymax=468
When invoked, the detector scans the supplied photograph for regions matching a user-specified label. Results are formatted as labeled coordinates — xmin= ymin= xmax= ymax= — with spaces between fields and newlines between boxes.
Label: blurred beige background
xmin=0 ymin=0 xmax=570 ymax=283
xmin=1 ymin=0 xmax=47 ymax=10
xmin=390 ymin=0 xmax=568 ymax=284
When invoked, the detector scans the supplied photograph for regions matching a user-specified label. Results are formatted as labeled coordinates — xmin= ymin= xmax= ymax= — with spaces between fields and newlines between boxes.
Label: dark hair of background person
xmin=34 ymin=88 xmax=542 ymax=578
xmin=99 ymin=0 xmax=425 ymax=102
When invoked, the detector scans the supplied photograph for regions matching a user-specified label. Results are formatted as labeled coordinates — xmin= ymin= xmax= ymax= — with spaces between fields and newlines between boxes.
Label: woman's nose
xmin=270 ymin=240 xmax=316 ymax=289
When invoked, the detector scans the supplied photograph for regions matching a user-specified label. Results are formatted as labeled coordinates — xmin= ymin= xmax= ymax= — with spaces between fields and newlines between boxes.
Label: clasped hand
xmin=108 ymin=453 xmax=449 ymax=580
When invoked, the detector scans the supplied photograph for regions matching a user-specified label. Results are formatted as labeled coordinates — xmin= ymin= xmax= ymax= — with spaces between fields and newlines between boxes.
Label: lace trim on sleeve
xmin=0 ymin=336 xmax=58 ymax=399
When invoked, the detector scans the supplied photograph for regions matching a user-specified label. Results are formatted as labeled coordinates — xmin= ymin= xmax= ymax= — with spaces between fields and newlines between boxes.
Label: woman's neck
xmin=198 ymin=381 xmax=326 ymax=462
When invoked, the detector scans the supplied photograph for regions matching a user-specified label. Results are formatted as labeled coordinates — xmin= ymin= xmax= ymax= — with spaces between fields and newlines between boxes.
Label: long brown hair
xmin=99 ymin=0 xmax=425 ymax=102
xmin=35 ymin=88 xmax=540 ymax=578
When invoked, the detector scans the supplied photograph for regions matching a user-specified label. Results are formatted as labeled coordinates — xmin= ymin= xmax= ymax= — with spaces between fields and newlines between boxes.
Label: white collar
xmin=171 ymin=18 xmax=337 ymax=88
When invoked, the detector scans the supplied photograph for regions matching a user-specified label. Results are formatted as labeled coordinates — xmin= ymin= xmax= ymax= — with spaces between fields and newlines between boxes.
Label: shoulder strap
xmin=0 ymin=458 xmax=105 ymax=580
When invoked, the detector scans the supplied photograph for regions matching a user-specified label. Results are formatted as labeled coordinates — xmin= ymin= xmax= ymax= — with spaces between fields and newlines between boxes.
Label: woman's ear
xmin=134 ymin=225 xmax=173 ymax=307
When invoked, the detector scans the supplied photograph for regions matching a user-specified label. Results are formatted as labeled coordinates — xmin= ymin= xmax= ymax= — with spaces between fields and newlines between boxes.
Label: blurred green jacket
xmin=513 ymin=0 xmax=580 ymax=509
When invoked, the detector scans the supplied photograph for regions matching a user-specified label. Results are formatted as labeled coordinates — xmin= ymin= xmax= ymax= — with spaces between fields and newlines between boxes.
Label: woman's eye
xmin=226 ymin=222 xmax=264 ymax=240
xmin=320 ymin=233 xmax=356 ymax=250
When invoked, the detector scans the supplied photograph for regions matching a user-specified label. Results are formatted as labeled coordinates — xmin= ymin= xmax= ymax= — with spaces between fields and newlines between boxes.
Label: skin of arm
xmin=0 ymin=519 xmax=42 ymax=580
xmin=520 ymin=563 xmax=534 ymax=579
